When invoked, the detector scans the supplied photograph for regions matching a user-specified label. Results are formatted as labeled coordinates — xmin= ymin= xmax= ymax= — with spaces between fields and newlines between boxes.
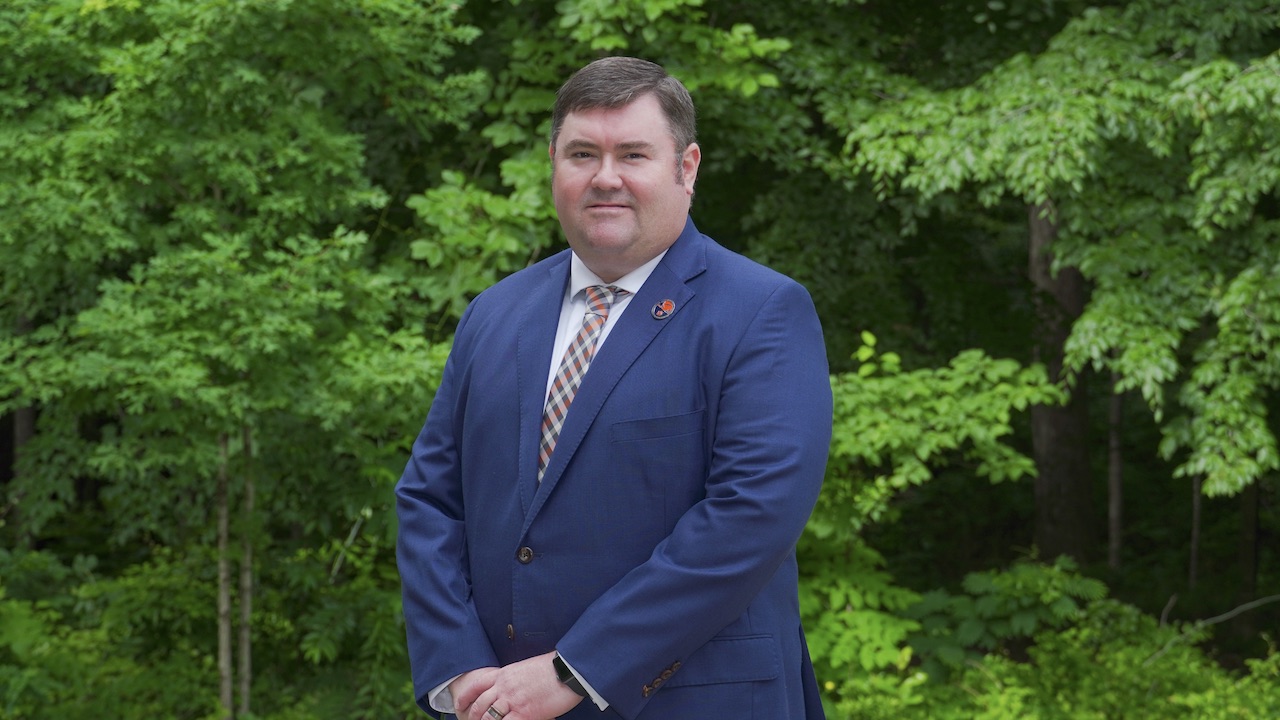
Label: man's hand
xmin=464 ymin=651 xmax=585 ymax=720
xmin=450 ymin=667 xmax=500 ymax=720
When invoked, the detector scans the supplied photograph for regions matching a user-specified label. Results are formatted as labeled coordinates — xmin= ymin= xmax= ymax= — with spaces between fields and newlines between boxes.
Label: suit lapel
xmin=516 ymin=253 xmax=571 ymax=514
xmin=524 ymin=218 xmax=708 ymax=531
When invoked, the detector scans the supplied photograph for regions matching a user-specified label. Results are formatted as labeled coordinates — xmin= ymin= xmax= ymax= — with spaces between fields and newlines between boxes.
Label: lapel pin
xmin=651 ymin=299 xmax=675 ymax=320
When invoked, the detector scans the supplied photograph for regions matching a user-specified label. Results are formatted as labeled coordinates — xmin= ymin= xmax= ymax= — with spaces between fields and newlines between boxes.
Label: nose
xmin=591 ymin=157 xmax=623 ymax=190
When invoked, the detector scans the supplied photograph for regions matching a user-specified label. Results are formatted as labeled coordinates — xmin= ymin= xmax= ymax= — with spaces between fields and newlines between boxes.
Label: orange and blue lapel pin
xmin=651 ymin=299 xmax=675 ymax=320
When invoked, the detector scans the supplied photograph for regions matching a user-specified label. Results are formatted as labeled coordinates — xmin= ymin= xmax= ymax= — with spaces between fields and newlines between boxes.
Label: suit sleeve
xmin=395 ymin=303 xmax=500 ymax=715
xmin=555 ymin=279 xmax=833 ymax=719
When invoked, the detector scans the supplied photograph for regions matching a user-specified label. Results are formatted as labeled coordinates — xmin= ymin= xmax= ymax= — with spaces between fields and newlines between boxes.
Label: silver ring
xmin=487 ymin=707 xmax=506 ymax=719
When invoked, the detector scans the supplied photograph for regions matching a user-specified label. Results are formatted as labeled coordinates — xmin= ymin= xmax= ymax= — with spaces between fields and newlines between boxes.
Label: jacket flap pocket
xmin=666 ymin=634 xmax=779 ymax=688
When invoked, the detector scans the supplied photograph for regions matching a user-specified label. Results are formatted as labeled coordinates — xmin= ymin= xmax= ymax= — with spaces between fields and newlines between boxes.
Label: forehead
xmin=557 ymin=94 xmax=675 ymax=151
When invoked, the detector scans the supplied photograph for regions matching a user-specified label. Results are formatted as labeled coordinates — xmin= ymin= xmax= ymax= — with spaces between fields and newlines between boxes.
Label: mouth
xmin=585 ymin=196 xmax=632 ymax=211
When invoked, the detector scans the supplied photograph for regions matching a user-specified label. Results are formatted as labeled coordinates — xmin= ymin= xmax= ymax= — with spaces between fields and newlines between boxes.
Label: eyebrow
xmin=561 ymin=139 xmax=659 ymax=154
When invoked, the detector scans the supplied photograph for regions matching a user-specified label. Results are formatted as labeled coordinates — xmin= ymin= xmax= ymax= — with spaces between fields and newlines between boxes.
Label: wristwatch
xmin=552 ymin=652 xmax=589 ymax=698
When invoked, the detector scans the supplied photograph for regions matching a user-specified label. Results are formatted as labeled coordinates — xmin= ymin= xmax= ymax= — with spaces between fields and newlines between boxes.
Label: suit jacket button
xmin=517 ymin=547 xmax=534 ymax=564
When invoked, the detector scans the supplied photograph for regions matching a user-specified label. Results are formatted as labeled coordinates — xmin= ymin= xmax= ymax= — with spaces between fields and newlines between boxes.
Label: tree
xmin=830 ymin=0 xmax=1280 ymax=547
xmin=2 ymin=0 xmax=483 ymax=716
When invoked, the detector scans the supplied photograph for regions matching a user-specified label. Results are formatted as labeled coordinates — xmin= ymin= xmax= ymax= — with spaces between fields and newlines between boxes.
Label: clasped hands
xmin=451 ymin=650 xmax=585 ymax=720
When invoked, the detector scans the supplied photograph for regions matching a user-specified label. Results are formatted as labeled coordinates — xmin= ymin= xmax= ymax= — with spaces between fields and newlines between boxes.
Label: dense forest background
xmin=2 ymin=0 xmax=1279 ymax=717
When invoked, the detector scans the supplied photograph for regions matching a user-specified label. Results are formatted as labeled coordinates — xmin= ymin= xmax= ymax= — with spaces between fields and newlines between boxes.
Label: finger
xmin=453 ymin=681 xmax=484 ymax=713
xmin=452 ymin=667 xmax=499 ymax=713
xmin=468 ymin=686 xmax=501 ymax=720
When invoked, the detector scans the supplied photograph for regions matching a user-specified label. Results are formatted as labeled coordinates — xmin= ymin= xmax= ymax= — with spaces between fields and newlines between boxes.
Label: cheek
xmin=550 ymin=177 xmax=574 ymax=206
xmin=553 ymin=169 xmax=590 ymax=197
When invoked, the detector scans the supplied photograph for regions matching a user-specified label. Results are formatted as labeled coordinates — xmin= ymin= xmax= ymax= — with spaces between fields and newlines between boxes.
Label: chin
xmin=580 ymin=226 xmax=636 ymax=249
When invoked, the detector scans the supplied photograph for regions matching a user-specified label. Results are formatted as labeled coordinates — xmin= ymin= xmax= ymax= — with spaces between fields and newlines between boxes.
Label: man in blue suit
xmin=396 ymin=56 xmax=833 ymax=720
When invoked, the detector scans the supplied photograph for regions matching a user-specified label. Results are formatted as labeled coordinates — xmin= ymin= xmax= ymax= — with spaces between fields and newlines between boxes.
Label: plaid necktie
xmin=538 ymin=284 xmax=629 ymax=480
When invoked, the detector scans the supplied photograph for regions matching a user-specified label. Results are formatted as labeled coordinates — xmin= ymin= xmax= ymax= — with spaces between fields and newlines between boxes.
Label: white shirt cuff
xmin=427 ymin=674 xmax=463 ymax=714
xmin=558 ymin=653 xmax=610 ymax=711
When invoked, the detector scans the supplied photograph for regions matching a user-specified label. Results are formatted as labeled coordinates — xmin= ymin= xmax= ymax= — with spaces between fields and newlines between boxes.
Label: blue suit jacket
xmin=396 ymin=218 xmax=832 ymax=719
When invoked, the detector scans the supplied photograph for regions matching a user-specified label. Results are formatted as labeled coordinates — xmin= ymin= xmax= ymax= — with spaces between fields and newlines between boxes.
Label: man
xmin=396 ymin=56 xmax=832 ymax=720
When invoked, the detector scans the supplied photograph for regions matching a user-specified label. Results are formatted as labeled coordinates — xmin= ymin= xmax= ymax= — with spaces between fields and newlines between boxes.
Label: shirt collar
xmin=568 ymin=250 xmax=667 ymax=300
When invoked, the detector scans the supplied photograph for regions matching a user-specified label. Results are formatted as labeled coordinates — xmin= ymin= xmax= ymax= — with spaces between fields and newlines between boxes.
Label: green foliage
xmin=1 ymin=0 xmax=478 ymax=539
xmin=407 ymin=150 xmax=560 ymax=321
xmin=0 ymin=541 xmax=416 ymax=720
xmin=552 ymin=0 xmax=789 ymax=95
xmin=799 ymin=540 xmax=921 ymax=674
xmin=1 ymin=0 xmax=474 ymax=716
xmin=0 ymin=550 xmax=209 ymax=720
xmin=821 ymin=569 xmax=1280 ymax=720
xmin=835 ymin=0 xmax=1280 ymax=495
xmin=812 ymin=559 xmax=1104 ymax=717
xmin=807 ymin=333 xmax=1069 ymax=715
xmin=817 ymin=333 xmax=1062 ymax=535
xmin=904 ymin=557 xmax=1106 ymax=680
xmin=944 ymin=600 xmax=1280 ymax=719
xmin=1160 ymin=254 xmax=1280 ymax=496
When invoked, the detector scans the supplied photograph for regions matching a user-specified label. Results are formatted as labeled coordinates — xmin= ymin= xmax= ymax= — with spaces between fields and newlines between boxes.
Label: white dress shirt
xmin=543 ymin=251 xmax=665 ymax=397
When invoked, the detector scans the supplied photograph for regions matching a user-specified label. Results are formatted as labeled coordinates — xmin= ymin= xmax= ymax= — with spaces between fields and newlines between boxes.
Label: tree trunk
xmin=1108 ymin=370 xmax=1123 ymax=570
xmin=5 ymin=316 xmax=36 ymax=549
xmin=1028 ymin=201 xmax=1094 ymax=563
xmin=217 ymin=434 xmax=234 ymax=720
xmin=8 ymin=406 xmax=35 ymax=548
xmin=1189 ymin=474 xmax=1202 ymax=589
xmin=1231 ymin=478 xmax=1260 ymax=639
xmin=238 ymin=425 xmax=254 ymax=716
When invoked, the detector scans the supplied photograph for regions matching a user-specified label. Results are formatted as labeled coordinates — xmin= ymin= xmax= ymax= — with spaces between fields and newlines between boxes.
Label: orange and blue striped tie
xmin=538 ymin=285 xmax=628 ymax=481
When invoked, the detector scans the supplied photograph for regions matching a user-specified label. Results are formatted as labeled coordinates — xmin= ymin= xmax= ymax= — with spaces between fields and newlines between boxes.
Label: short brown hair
xmin=550 ymin=56 xmax=697 ymax=154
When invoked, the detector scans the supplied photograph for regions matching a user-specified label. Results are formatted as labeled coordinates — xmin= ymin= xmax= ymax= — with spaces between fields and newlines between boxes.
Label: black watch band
xmin=553 ymin=652 xmax=589 ymax=698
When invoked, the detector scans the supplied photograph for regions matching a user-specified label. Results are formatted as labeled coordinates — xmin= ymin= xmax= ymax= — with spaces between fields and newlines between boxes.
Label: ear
xmin=548 ymin=142 xmax=555 ymax=161
xmin=681 ymin=143 xmax=701 ymax=194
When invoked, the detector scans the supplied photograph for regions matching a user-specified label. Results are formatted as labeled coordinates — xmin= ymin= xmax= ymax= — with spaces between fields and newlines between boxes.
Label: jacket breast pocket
xmin=610 ymin=408 xmax=705 ymax=443
xmin=606 ymin=408 xmax=707 ymax=532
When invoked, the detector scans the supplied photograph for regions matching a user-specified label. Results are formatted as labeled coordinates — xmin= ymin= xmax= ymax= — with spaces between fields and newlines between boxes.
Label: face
xmin=550 ymin=93 xmax=700 ymax=282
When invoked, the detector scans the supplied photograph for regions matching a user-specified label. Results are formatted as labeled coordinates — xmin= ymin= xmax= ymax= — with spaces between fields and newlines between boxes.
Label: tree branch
xmin=1143 ymin=594 xmax=1280 ymax=666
